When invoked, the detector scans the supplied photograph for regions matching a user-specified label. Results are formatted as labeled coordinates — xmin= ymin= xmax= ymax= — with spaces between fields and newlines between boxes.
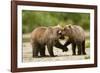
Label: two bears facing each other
xmin=31 ymin=25 xmax=68 ymax=57
xmin=31 ymin=24 xmax=86 ymax=58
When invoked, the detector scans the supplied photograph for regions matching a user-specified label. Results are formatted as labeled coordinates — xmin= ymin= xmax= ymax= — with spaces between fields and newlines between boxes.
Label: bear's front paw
xmin=63 ymin=48 xmax=68 ymax=52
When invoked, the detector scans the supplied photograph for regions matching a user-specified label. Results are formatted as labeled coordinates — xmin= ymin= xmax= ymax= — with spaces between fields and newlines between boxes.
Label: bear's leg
xmin=31 ymin=42 xmax=38 ymax=57
xmin=32 ymin=46 xmax=39 ymax=57
xmin=77 ymin=43 xmax=82 ymax=55
xmin=40 ymin=45 xmax=46 ymax=57
xmin=64 ymin=39 xmax=71 ymax=47
xmin=82 ymin=40 xmax=86 ymax=55
xmin=54 ymin=40 xmax=68 ymax=52
xmin=72 ymin=43 xmax=76 ymax=55
xmin=47 ymin=44 xmax=55 ymax=57
xmin=62 ymin=39 xmax=72 ymax=52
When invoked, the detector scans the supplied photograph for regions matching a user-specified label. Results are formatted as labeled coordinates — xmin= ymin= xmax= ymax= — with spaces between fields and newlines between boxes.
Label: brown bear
xmin=63 ymin=24 xmax=86 ymax=55
xmin=31 ymin=25 xmax=68 ymax=57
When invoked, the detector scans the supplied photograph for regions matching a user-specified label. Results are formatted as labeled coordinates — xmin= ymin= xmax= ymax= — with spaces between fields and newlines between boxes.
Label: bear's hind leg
xmin=72 ymin=43 xmax=76 ymax=55
xmin=32 ymin=47 xmax=39 ymax=58
xmin=40 ymin=45 xmax=46 ymax=57
xmin=77 ymin=43 xmax=82 ymax=55
xmin=82 ymin=40 xmax=86 ymax=55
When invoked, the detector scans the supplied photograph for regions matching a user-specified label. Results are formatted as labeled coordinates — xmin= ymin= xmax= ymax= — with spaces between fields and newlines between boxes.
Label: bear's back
xmin=31 ymin=27 xmax=47 ymax=42
xmin=71 ymin=25 xmax=85 ymax=42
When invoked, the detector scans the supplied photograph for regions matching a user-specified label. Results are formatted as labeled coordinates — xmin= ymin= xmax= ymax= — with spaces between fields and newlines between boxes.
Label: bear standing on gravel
xmin=63 ymin=24 xmax=86 ymax=55
xmin=31 ymin=25 xmax=68 ymax=57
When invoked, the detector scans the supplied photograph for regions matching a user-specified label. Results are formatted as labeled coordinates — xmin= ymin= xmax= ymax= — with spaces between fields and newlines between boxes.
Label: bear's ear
xmin=68 ymin=24 xmax=72 ymax=29
xmin=53 ymin=24 xmax=61 ymax=28
xmin=56 ymin=24 xmax=61 ymax=28
xmin=68 ymin=25 xmax=71 ymax=28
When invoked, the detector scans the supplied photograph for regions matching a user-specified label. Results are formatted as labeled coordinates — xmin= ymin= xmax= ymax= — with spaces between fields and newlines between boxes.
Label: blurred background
xmin=22 ymin=10 xmax=90 ymax=33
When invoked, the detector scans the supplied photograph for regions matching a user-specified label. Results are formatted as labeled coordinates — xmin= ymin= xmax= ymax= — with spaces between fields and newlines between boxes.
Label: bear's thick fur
xmin=63 ymin=24 xmax=86 ymax=55
xmin=31 ymin=26 xmax=68 ymax=57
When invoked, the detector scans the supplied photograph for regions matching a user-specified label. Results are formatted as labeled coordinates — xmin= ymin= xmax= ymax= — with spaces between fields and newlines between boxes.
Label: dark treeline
xmin=22 ymin=10 xmax=90 ymax=33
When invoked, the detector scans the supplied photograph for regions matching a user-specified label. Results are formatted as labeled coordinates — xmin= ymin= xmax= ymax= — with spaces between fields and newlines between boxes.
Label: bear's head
xmin=53 ymin=25 xmax=65 ymax=40
xmin=62 ymin=24 xmax=73 ymax=36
